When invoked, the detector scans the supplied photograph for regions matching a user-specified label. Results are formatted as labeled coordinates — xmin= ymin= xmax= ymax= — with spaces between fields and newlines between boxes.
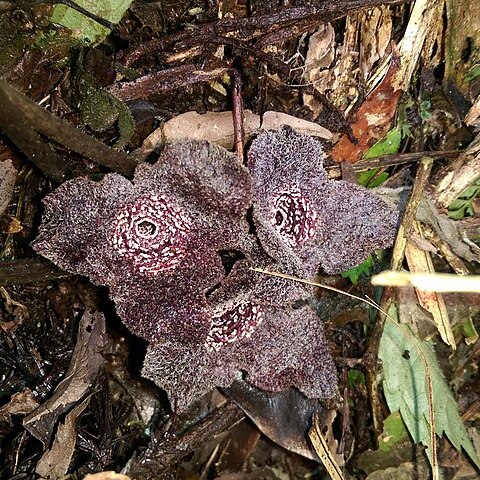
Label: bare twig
xmin=231 ymin=69 xmax=245 ymax=160
xmin=121 ymin=1 xmax=409 ymax=67
xmin=107 ymin=65 xmax=229 ymax=102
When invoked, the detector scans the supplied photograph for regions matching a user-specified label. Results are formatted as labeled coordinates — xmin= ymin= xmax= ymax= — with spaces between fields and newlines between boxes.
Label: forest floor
xmin=0 ymin=1 xmax=479 ymax=479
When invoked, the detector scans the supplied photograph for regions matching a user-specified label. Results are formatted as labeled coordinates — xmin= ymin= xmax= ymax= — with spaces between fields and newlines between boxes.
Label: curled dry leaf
xmin=23 ymin=311 xmax=107 ymax=445
xmin=35 ymin=397 xmax=90 ymax=479
xmin=0 ymin=389 xmax=39 ymax=425
xmin=137 ymin=110 xmax=331 ymax=162
xmin=162 ymin=110 xmax=261 ymax=148
xmin=261 ymin=111 xmax=332 ymax=140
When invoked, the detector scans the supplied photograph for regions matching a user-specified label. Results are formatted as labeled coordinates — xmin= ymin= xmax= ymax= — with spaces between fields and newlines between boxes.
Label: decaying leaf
xmin=23 ymin=311 xmax=107 ymax=446
xmin=309 ymin=413 xmax=345 ymax=480
xmin=261 ymin=111 xmax=332 ymax=140
xmin=35 ymin=397 xmax=90 ymax=479
xmin=0 ymin=389 xmax=39 ymax=425
xmin=223 ymin=380 xmax=324 ymax=461
xmin=138 ymin=110 xmax=331 ymax=160
xmin=302 ymin=22 xmax=336 ymax=115
xmin=330 ymin=54 xmax=402 ymax=163
xmin=417 ymin=196 xmax=480 ymax=264
xmin=405 ymin=221 xmax=455 ymax=349
xmin=359 ymin=6 xmax=392 ymax=81
xmin=162 ymin=110 xmax=261 ymax=148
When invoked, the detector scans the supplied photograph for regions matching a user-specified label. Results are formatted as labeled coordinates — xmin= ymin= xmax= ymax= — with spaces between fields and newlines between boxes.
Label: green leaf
xmin=379 ymin=309 xmax=480 ymax=468
xmin=363 ymin=127 xmax=402 ymax=159
xmin=348 ymin=369 xmax=366 ymax=388
xmin=419 ymin=100 xmax=432 ymax=121
xmin=51 ymin=0 xmax=133 ymax=44
xmin=357 ymin=168 xmax=390 ymax=188
xmin=448 ymin=207 xmax=467 ymax=220
xmin=465 ymin=65 xmax=480 ymax=82
xmin=460 ymin=185 xmax=480 ymax=199
xmin=448 ymin=199 xmax=468 ymax=211
xmin=378 ymin=411 xmax=409 ymax=452
xmin=461 ymin=317 xmax=479 ymax=345
xmin=465 ymin=204 xmax=475 ymax=216
xmin=447 ymin=180 xmax=480 ymax=219
xmin=341 ymin=255 xmax=373 ymax=285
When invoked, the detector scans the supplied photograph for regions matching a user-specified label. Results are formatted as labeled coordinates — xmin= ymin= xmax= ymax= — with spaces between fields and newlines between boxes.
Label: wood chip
xmin=0 ymin=158 xmax=17 ymax=217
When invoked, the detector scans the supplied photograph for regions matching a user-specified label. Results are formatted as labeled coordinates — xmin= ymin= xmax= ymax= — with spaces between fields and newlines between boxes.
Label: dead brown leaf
xmin=417 ymin=197 xmax=480 ymax=263
xmin=163 ymin=110 xmax=261 ymax=148
xmin=23 ymin=311 xmax=107 ymax=446
xmin=0 ymin=389 xmax=39 ymax=425
xmin=359 ymin=7 xmax=392 ymax=81
xmin=405 ymin=221 xmax=455 ymax=349
xmin=261 ymin=111 xmax=332 ymax=139
xmin=35 ymin=396 xmax=90 ymax=479
xmin=330 ymin=52 xmax=402 ymax=163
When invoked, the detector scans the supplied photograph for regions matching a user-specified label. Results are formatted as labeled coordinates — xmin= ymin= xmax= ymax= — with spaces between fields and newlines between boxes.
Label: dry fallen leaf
xmin=162 ymin=109 xmax=260 ymax=148
xmin=404 ymin=221 xmax=455 ymax=349
xmin=23 ymin=311 xmax=107 ymax=446
xmin=302 ymin=23 xmax=336 ymax=115
xmin=261 ymin=111 xmax=332 ymax=140
xmin=136 ymin=110 xmax=332 ymax=162
xmin=0 ymin=389 xmax=39 ymax=425
xmin=35 ymin=397 xmax=90 ymax=479
xmin=359 ymin=6 xmax=392 ymax=81
xmin=309 ymin=413 xmax=345 ymax=480
xmin=330 ymin=52 xmax=402 ymax=163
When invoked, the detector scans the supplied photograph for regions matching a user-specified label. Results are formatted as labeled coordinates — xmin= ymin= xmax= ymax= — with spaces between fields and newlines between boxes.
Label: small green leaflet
xmin=357 ymin=168 xmax=389 ymax=188
xmin=465 ymin=65 xmax=480 ymax=82
xmin=379 ymin=310 xmax=480 ymax=468
xmin=51 ymin=0 xmax=133 ymax=44
xmin=447 ymin=179 xmax=480 ymax=220
xmin=378 ymin=411 xmax=409 ymax=453
xmin=363 ymin=126 xmax=402 ymax=159
xmin=341 ymin=256 xmax=373 ymax=285
xmin=357 ymin=126 xmax=402 ymax=188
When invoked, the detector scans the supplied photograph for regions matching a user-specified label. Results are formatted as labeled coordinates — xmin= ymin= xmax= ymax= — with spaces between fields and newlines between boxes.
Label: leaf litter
xmin=0 ymin=1 xmax=479 ymax=479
